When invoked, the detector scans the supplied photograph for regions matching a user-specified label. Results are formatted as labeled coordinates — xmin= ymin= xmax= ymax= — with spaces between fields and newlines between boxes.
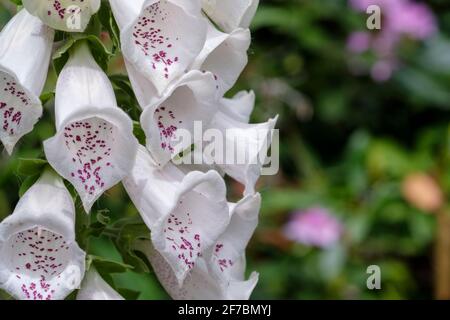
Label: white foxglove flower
xmin=191 ymin=21 xmax=250 ymax=96
xmin=220 ymin=90 xmax=255 ymax=124
xmin=123 ymin=146 xmax=230 ymax=284
xmin=205 ymin=96 xmax=278 ymax=196
xmin=77 ymin=268 xmax=124 ymax=300
xmin=44 ymin=43 xmax=139 ymax=213
xmin=202 ymin=0 xmax=259 ymax=33
xmin=109 ymin=0 xmax=207 ymax=95
xmin=23 ymin=0 xmax=101 ymax=32
xmin=0 ymin=9 xmax=54 ymax=155
xmin=0 ymin=170 xmax=86 ymax=300
xmin=133 ymin=194 xmax=261 ymax=300
xmin=139 ymin=71 xmax=219 ymax=166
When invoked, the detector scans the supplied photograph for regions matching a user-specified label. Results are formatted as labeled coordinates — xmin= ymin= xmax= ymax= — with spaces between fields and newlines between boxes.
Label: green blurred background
xmin=0 ymin=0 xmax=449 ymax=299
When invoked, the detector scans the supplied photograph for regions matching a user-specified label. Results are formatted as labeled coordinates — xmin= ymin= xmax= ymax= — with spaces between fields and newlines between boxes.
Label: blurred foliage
xmin=0 ymin=0 xmax=449 ymax=300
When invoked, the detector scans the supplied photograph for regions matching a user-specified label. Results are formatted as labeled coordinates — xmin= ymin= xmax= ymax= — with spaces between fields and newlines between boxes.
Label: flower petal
xmin=0 ymin=10 xmax=54 ymax=154
xmin=220 ymin=90 xmax=255 ymax=124
xmin=123 ymin=146 xmax=229 ymax=284
xmin=110 ymin=0 xmax=207 ymax=95
xmin=206 ymin=111 xmax=278 ymax=196
xmin=76 ymin=268 xmax=124 ymax=300
xmin=44 ymin=43 xmax=138 ymax=213
xmin=202 ymin=0 xmax=259 ymax=32
xmin=192 ymin=21 xmax=250 ymax=96
xmin=140 ymin=70 xmax=219 ymax=166
xmin=134 ymin=240 xmax=258 ymax=300
xmin=23 ymin=0 xmax=101 ymax=32
xmin=208 ymin=194 xmax=261 ymax=280
xmin=0 ymin=170 xmax=86 ymax=300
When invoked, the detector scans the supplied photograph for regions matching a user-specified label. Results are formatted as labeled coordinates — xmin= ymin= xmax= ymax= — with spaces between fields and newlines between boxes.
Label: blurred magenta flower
xmin=347 ymin=0 xmax=437 ymax=81
xmin=284 ymin=208 xmax=343 ymax=249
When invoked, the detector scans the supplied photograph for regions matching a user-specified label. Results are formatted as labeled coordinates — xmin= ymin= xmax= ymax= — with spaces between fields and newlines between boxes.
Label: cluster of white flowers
xmin=0 ymin=0 xmax=276 ymax=300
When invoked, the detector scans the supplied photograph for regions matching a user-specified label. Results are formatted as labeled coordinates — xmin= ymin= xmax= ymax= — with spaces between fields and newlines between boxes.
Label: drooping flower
xmin=201 ymin=0 xmax=259 ymax=33
xmin=0 ymin=170 xmax=86 ymax=300
xmin=283 ymin=208 xmax=343 ymax=249
xmin=77 ymin=268 xmax=124 ymax=300
xmin=133 ymin=193 xmax=261 ymax=300
xmin=44 ymin=42 xmax=139 ymax=213
xmin=23 ymin=0 xmax=101 ymax=32
xmin=138 ymin=70 xmax=219 ymax=166
xmin=190 ymin=20 xmax=251 ymax=96
xmin=203 ymin=94 xmax=278 ymax=196
xmin=123 ymin=146 xmax=230 ymax=284
xmin=0 ymin=9 xmax=54 ymax=155
xmin=109 ymin=0 xmax=207 ymax=96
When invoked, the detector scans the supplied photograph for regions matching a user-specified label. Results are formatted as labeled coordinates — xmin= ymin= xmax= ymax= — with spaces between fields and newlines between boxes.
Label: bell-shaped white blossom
xmin=201 ymin=95 xmax=278 ymax=196
xmin=0 ymin=9 xmax=54 ymax=154
xmin=44 ymin=43 xmax=139 ymax=213
xmin=219 ymin=90 xmax=255 ymax=124
xmin=77 ymin=268 xmax=124 ymax=300
xmin=109 ymin=0 xmax=207 ymax=96
xmin=0 ymin=170 xmax=86 ymax=300
xmin=139 ymin=70 xmax=219 ymax=166
xmin=202 ymin=0 xmax=259 ymax=33
xmin=191 ymin=21 xmax=250 ymax=96
xmin=123 ymin=146 xmax=230 ymax=285
xmin=133 ymin=194 xmax=261 ymax=300
xmin=23 ymin=0 xmax=100 ymax=33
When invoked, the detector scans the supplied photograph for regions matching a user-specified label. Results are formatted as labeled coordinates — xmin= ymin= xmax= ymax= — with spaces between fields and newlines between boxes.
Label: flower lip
xmin=123 ymin=147 xmax=230 ymax=286
xmin=0 ymin=171 xmax=86 ymax=300
xmin=140 ymin=70 xmax=218 ymax=166
xmin=23 ymin=0 xmax=101 ymax=33
xmin=117 ymin=0 xmax=207 ymax=95
xmin=44 ymin=107 xmax=138 ymax=213
xmin=0 ymin=67 xmax=42 ymax=155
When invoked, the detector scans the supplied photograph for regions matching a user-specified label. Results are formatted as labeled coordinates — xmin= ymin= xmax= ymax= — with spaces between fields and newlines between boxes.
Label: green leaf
xmin=88 ymin=255 xmax=134 ymax=274
xmin=52 ymin=36 xmax=113 ymax=74
xmin=18 ymin=174 xmax=40 ymax=197
xmin=117 ymin=288 xmax=140 ymax=300
xmin=98 ymin=0 xmax=121 ymax=54
xmin=17 ymin=158 xmax=48 ymax=176
xmin=39 ymin=92 xmax=55 ymax=105
xmin=110 ymin=217 xmax=151 ymax=273
xmin=9 ymin=0 xmax=22 ymax=6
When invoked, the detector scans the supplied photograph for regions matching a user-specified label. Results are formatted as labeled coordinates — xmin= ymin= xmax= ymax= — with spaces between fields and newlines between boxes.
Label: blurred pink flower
xmin=347 ymin=0 xmax=437 ymax=81
xmin=347 ymin=31 xmax=371 ymax=53
xmin=283 ymin=208 xmax=343 ymax=249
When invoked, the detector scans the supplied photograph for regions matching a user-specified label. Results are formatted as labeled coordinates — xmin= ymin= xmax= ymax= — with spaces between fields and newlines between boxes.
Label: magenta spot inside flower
xmin=3 ymin=227 xmax=71 ymax=300
xmin=132 ymin=2 xmax=180 ymax=81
